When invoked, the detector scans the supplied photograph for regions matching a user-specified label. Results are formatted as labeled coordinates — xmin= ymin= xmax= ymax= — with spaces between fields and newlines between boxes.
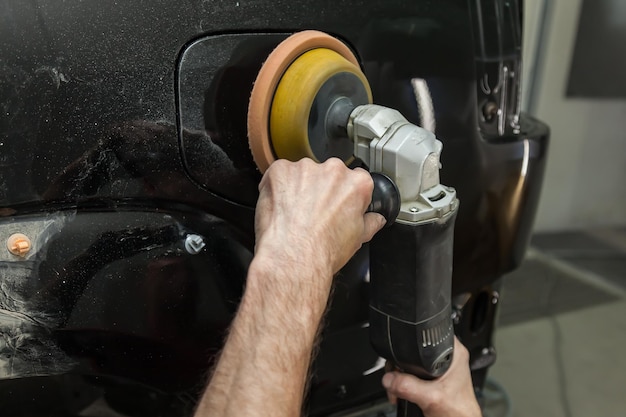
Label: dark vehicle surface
xmin=0 ymin=1 xmax=548 ymax=415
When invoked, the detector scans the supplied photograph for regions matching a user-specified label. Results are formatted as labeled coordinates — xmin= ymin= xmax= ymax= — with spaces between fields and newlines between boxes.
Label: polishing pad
xmin=247 ymin=30 xmax=372 ymax=172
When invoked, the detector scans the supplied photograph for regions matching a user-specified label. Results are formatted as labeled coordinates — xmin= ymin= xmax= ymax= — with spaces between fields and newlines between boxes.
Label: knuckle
xmin=350 ymin=166 xmax=371 ymax=184
xmin=293 ymin=157 xmax=311 ymax=169
xmin=270 ymin=158 xmax=289 ymax=172
xmin=325 ymin=157 xmax=344 ymax=168
xmin=323 ymin=158 xmax=350 ymax=179
xmin=324 ymin=158 xmax=347 ymax=175
xmin=354 ymin=167 xmax=372 ymax=182
xmin=355 ymin=170 xmax=374 ymax=197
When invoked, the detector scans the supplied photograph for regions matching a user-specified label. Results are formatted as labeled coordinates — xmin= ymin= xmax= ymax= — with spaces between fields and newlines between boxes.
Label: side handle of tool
xmin=346 ymin=157 xmax=400 ymax=226
xmin=367 ymin=172 xmax=400 ymax=226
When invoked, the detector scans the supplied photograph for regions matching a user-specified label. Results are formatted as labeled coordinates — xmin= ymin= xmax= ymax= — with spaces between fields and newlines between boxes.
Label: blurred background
xmin=487 ymin=0 xmax=626 ymax=415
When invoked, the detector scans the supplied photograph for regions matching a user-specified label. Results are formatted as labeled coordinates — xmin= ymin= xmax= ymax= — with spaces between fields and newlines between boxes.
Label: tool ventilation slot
xmin=421 ymin=318 xmax=452 ymax=348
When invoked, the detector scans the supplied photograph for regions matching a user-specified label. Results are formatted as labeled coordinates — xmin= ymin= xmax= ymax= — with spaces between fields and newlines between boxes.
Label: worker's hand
xmin=383 ymin=337 xmax=482 ymax=417
xmin=254 ymin=157 xmax=385 ymax=279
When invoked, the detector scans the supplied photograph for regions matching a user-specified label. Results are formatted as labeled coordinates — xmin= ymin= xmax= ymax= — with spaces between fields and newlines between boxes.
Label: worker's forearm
xmin=194 ymin=251 xmax=331 ymax=417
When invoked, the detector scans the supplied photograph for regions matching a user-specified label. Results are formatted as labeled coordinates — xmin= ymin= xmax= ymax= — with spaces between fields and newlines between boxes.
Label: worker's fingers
xmin=381 ymin=338 xmax=481 ymax=417
xmin=350 ymin=166 xmax=376 ymax=211
xmin=384 ymin=361 xmax=398 ymax=404
xmin=353 ymin=166 xmax=387 ymax=242
xmin=362 ymin=212 xmax=386 ymax=242
xmin=382 ymin=372 xmax=436 ymax=411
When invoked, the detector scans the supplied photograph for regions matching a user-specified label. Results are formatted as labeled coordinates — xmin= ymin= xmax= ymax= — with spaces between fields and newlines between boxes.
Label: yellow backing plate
xmin=269 ymin=48 xmax=372 ymax=163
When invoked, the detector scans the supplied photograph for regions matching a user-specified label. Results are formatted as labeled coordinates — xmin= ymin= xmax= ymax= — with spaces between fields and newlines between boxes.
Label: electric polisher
xmin=247 ymin=31 xmax=459 ymax=417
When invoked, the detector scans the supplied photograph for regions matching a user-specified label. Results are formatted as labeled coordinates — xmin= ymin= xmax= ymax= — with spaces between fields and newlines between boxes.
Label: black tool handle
xmin=369 ymin=216 xmax=458 ymax=417
xmin=367 ymin=172 xmax=400 ymax=226
xmin=397 ymin=399 xmax=424 ymax=417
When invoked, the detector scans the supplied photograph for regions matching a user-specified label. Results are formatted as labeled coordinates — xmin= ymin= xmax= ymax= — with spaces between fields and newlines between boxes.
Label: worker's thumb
xmin=362 ymin=212 xmax=386 ymax=242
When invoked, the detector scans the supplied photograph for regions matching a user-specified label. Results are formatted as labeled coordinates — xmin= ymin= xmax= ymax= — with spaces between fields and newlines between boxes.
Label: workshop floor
xmin=485 ymin=227 xmax=626 ymax=417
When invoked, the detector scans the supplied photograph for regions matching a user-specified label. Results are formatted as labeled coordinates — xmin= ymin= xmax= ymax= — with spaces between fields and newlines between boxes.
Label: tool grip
xmin=367 ymin=172 xmax=400 ymax=226
xmin=397 ymin=399 xmax=425 ymax=417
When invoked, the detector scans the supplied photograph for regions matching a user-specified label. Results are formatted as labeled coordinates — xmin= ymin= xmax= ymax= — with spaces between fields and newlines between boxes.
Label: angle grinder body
xmin=247 ymin=31 xmax=460 ymax=416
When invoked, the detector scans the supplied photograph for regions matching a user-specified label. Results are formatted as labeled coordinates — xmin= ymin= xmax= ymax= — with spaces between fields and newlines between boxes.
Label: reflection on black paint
xmin=43 ymin=120 xmax=259 ymax=207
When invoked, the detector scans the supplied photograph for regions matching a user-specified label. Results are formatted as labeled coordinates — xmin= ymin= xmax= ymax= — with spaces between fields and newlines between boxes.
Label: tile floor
xmin=486 ymin=227 xmax=626 ymax=417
